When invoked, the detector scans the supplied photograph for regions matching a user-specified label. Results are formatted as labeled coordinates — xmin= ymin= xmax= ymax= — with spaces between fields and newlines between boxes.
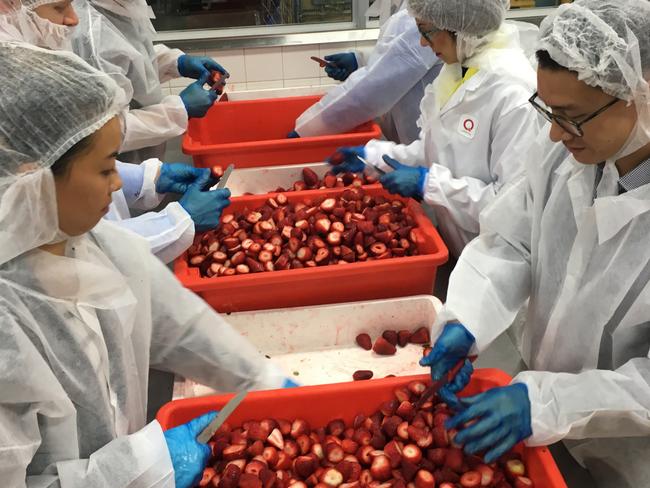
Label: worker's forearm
xmin=365 ymin=138 xmax=426 ymax=170
xmin=515 ymin=357 xmax=650 ymax=446
xmin=119 ymin=98 xmax=188 ymax=154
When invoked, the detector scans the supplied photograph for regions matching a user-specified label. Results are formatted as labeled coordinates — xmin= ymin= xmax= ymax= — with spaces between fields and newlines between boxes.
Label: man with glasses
xmin=421 ymin=1 xmax=650 ymax=486
xmin=327 ymin=0 xmax=541 ymax=259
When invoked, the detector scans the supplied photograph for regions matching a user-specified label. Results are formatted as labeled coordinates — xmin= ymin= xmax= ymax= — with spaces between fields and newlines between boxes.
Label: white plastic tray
xmin=173 ymin=295 xmax=442 ymax=399
xmin=227 ymin=162 xmax=330 ymax=196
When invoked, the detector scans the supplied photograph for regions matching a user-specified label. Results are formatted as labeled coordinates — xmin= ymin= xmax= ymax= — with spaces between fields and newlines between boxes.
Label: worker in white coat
xmin=290 ymin=0 xmax=443 ymax=144
xmin=421 ymin=1 xmax=650 ymax=486
xmin=0 ymin=42 xmax=296 ymax=488
xmin=328 ymin=0 xmax=541 ymax=258
xmin=0 ymin=0 xmax=231 ymax=263
xmin=71 ymin=0 xmax=227 ymax=162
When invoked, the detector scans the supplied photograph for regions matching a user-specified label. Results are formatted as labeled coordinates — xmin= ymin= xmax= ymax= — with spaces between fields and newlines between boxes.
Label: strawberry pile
xmin=196 ymin=381 xmax=535 ymax=488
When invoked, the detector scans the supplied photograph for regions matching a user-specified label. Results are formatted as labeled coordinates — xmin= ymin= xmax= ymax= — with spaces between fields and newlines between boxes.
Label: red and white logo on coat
xmin=458 ymin=115 xmax=477 ymax=139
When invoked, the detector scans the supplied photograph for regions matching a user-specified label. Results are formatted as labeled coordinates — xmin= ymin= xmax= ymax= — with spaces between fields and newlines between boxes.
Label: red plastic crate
xmin=182 ymin=95 xmax=382 ymax=168
xmin=157 ymin=369 xmax=567 ymax=488
xmin=174 ymin=188 xmax=449 ymax=313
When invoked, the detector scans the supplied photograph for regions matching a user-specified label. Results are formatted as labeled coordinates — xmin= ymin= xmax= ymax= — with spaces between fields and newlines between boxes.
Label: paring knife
xmin=414 ymin=357 xmax=475 ymax=410
xmin=197 ymin=389 xmax=248 ymax=444
xmin=210 ymin=163 xmax=234 ymax=191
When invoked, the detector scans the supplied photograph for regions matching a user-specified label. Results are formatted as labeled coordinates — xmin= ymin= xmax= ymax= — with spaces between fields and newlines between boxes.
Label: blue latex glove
xmin=156 ymin=163 xmax=210 ymax=195
xmin=179 ymin=172 xmax=231 ymax=231
xmin=164 ymin=411 xmax=218 ymax=488
xmin=180 ymin=74 xmax=218 ymax=118
xmin=328 ymin=145 xmax=366 ymax=174
xmin=437 ymin=358 xmax=474 ymax=410
xmin=324 ymin=52 xmax=358 ymax=81
xmin=177 ymin=54 xmax=228 ymax=80
xmin=444 ymin=383 xmax=532 ymax=463
xmin=283 ymin=378 xmax=300 ymax=388
xmin=287 ymin=130 xmax=300 ymax=138
xmin=380 ymin=155 xmax=428 ymax=199
xmin=420 ymin=322 xmax=475 ymax=382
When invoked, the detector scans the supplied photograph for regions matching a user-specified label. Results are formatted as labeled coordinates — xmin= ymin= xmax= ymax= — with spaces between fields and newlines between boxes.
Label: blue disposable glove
xmin=324 ymin=52 xmax=358 ymax=81
xmin=444 ymin=383 xmax=532 ymax=463
xmin=179 ymin=172 xmax=231 ymax=231
xmin=180 ymin=74 xmax=218 ymax=118
xmin=328 ymin=145 xmax=366 ymax=174
xmin=177 ymin=54 xmax=228 ymax=80
xmin=380 ymin=155 xmax=428 ymax=199
xmin=164 ymin=411 xmax=218 ymax=488
xmin=156 ymin=163 xmax=210 ymax=195
xmin=437 ymin=358 xmax=474 ymax=411
xmin=287 ymin=130 xmax=300 ymax=138
xmin=283 ymin=378 xmax=300 ymax=388
xmin=420 ymin=322 xmax=475 ymax=382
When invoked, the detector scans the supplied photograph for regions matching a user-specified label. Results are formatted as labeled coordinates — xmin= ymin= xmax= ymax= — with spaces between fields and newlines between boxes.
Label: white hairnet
xmin=21 ymin=0 xmax=59 ymax=8
xmin=538 ymin=0 xmax=650 ymax=160
xmin=0 ymin=0 xmax=76 ymax=49
xmin=407 ymin=0 xmax=508 ymax=37
xmin=0 ymin=41 xmax=120 ymax=264
xmin=89 ymin=0 xmax=152 ymax=20
xmin=407 ymin=0 xmax=509 ymax=63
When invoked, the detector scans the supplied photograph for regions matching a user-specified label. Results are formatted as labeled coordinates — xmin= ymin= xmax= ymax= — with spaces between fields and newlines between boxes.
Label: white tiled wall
xmin=160 ymin=40 xmax=376 ymax=97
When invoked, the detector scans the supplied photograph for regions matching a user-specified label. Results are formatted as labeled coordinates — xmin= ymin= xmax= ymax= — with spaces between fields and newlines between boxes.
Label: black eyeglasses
xmin=528 ymin=92 xmax=620 ymax=137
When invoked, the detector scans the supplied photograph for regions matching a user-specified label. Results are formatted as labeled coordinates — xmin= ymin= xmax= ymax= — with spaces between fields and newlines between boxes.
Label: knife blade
xmin=210 ymin=163 xmax=234 ymax=191
xmin=197 ymin=389 xmax=247 ymax=444
xmin=414 ymin=357 xmax=474 ymax=410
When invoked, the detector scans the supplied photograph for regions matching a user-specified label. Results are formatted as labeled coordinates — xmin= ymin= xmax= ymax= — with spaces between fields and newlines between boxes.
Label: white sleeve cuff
xmin=139 ymin=159 xmax=166 ymax=209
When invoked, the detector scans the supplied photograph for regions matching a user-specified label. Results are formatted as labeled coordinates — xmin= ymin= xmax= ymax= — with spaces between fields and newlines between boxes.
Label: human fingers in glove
xmin=437 ymin=358 xmax=474 ymax=411
xmin=180 ymin=73 xmax=218 ymax=118
xmin=328 ymin=145 xmax=367 ymax=174
xmin=323 ymin=52 xmax=358 ymax=81
xmin=164 ymin=411 xmax=218 ymax=488
xmin=179 ymin=171 xmax=231 ymax=232
xmin=178 ymin=54 xmax=229 ymax=81
xmin=444 ymin=383 xmax=532 ymax=463
xmin=420 ymin=322 xmax=475 ymax=384
xmin=156 ymin=163 xmax=211 ymax=195
xmin=380 ymin=155 xmax=428 ymax=199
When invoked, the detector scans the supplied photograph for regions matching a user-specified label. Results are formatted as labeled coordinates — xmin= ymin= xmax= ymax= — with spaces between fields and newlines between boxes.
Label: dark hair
xmin=536 ymin=50 xmax=568 ymax=71
xmin=50 ymin=134 xmax=95 ymax=177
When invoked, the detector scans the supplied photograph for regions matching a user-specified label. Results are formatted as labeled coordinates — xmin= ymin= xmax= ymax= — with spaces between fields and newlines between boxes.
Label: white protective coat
xmin=436 ymin=133 xmax=650 ymax=488
xmin=0 ymin=220 xmax=289 ymax=488
xmin=362 ymin=22 xmax=541 ymax=257
xmin=107 ymin=160 xmax=194 ymax=263
xmin=295 ymin=5 xmax=443 ymax=144
xmin=72 ymin=0 xmax=188 ymax=161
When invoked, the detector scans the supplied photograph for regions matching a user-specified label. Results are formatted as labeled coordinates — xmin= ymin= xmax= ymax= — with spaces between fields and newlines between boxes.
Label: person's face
xmin=537 ymin=67 xmax=637 ymax=165
xmin=416 ymin=19 xmax=458 ymax=64
xmin=33 ymin=0 xmax=79 ymax=26
xmin=54 ymin=117 xmax=123 ymax=236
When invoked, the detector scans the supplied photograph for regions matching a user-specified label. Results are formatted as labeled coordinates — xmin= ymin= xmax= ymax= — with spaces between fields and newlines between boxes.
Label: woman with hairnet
xmin=0 ymin=0 xmax=231 ymax=263
xmin=421 ymin=1 xmax=650 ymax=486
xmin=0 ymin=41 xmax=296 ymax=488
xmin=70 ymin=0 xmax=227 ymax=163
xmin=328 ymin=0 xmax=541 ymax=258
xmin=290 ymin=0 xmax=444 ymax=144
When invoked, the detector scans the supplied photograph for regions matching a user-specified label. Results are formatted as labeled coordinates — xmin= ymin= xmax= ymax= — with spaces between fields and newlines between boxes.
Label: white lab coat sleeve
xmin=365 ymin=137 xmax=427 ymax=171
xmin=153 ymin=44 xmax=185 ymax=84
xmin=146 ymin=254 xmax=289 ymax=391
xmin=513 ymin=357 xmax=650 ymax=446
xmin=116 ymin=159 xmax=165 ymax=210
xmin=119 ymin=97 xmax=188 ymax=154
xmin=421 ymin=103 xmax=537 ymax=235
xmin=434 ymin=173 xmax=533 ymax=351
xmin=108 ymin=202 xmax=194 ymax=264
xmin=0 ymin=313 xmax=174 ymax=488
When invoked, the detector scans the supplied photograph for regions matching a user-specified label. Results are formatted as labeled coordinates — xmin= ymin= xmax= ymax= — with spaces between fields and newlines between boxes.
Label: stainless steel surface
xmin=197 ymin=389 xmax=248 ymax=443
xmin=157 ymin=9 xmax=550 ymax=48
